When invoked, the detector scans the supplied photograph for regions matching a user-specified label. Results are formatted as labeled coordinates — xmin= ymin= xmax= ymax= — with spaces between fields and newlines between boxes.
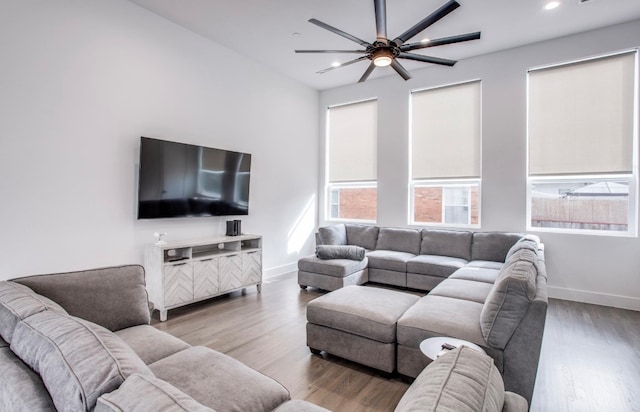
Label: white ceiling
xmin=129 ymin=0 xmax=640 ymax=91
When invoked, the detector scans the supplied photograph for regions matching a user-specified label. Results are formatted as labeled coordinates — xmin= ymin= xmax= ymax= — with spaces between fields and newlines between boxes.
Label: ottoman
xmin=298 ymin=256 xmax=369 ymax=291
xmin=306 ymin=285 xmax=420 ymax=373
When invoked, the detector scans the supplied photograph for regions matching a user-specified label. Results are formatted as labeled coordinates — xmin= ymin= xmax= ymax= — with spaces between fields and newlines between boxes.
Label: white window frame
xmin=410 ymin=179 xmax=481 ymax=228
xmin=526 ymin=50 xmax=639 ymax=237
xmin=326 ymin=181 xmax=377 ymax=223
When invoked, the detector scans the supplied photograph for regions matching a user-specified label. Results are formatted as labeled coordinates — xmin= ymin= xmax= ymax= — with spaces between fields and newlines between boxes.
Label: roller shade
xmin=528 ymin=51 xmax=636 ymax=176
xmin=411 ymin=81 xmax=481 ymax=180
xmin=328 ymin=100 xmax=377 ymax=183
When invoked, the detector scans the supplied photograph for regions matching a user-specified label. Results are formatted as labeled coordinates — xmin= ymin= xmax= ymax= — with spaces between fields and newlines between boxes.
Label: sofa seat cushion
xmin=0 ymin=281 xmax=67 ymax=344
xmin=273 ymin=400 xmax=331 ymax=412
xmin=298 ymin=255 xmax=368 ymax=278
xmin=481 ymin=248 xmax=538 ymax=349
xmin=394 ymin=346 xmax=506 ymax=412
xmin=150 ymin=346 xmax=290 ymax=412
xmin=420 ymin=229 xmax=473 ymax=260
xmin=450 ymin=266 xmax=501 ymax=284
xmin=307 ymin=285 xmax=420 ymax=343
xmin=467 ymin=260 xmax=505 ymax=270
xmin=397 ymin=295 xmax=486 ymax=347
xmin=429 ymin=279 xmax=494 ymax=304
xmin=367 ymin=250 xmax=416 ymax=272
xmin=96 ymin=373 xmax=215 ymax=412
xmin=375 ymin=227 xmax=421 ymax=255
xmin=10 ymin=311 xmax=153 ymax=412
xmin=471 ymin=232 xmax=523 ymax=262
xmin=345 ymin=224 xmax=379 ymax=250
xmin=1 ymin=338 xmax=55 ymax=412
xmin=116 ymin=325 xmax=191 ymax=365
xmin=406 ymin=255 xmax=467 ymax=278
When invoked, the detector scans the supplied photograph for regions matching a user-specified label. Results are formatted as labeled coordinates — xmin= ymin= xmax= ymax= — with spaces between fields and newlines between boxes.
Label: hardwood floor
xmin=152 ymin=272 xmax=640 ymax=412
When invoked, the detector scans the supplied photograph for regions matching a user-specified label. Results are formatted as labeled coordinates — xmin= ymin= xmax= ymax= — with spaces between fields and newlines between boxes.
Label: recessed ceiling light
xmin=331 ymin=61 xmax=341 ymax=67
xmin=545 ymin=1 xmax=560 ymax=10
xmin=292 ymin=32 xmax=301 ymax=37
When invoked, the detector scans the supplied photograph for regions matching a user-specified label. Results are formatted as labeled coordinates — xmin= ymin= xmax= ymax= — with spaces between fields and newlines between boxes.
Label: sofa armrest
xmin=12 ymin=265 xmax=150 ymax=331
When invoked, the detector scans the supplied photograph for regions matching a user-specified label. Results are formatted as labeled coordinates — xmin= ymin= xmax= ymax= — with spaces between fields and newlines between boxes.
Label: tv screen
xmin=137 ymin=137 xmax=251 ymax=219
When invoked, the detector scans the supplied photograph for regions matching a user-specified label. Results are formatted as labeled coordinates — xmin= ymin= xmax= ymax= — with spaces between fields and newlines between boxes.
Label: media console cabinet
xmin=144 ymin=234 xmax=262 ymax=321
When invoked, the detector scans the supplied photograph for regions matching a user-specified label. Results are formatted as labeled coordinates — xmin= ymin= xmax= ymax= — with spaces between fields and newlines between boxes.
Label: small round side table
xmin=419 ymin=336 xmax=486 ymax=360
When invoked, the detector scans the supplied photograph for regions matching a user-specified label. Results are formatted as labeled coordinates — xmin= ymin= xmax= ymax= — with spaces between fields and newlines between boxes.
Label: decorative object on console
xmin=295 ymin=0 xmax=481 ymax=83
xmin=154 ymin=232 xmax=167 ymax=245
xmin=226 ymin=219 xmax=242 ymax=236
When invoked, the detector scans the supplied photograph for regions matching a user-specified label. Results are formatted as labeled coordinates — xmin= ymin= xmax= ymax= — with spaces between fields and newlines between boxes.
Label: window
xmin=410 ymin=81 xmax=481 ymax=227
xmin=527 ymin=51 xmax=638 ymax=235
xmin=326 ymin=100 xmax=377 ymax=222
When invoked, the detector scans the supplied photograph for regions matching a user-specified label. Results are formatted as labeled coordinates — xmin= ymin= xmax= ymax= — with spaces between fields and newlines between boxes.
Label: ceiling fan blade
xmin=309 ymin=18 xmax=372 ymax=48
xmin=316 ymin=56 xmax=369 ymax=74
xmin=393 ymin=0 xmax=460 ymax=46
xmin=400 ymin=32 xmax=481 ymax=52
xmin=374 ymin=0 xmax=387 ymax=42
xmin=398 ymin=52 xmax=456 ymax=66
xmin=391 ymin=60 xmax=412 ymax=81
xmin=295 ymin=50 xmax=367 ymax=54
xmin=358 ymin=62 xmax=376 ymax=83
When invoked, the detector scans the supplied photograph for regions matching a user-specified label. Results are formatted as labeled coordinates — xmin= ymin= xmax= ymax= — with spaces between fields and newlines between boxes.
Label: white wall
xmin=319 ymin=20 xmax=640 ymax=311
xmin=0 ymin=0 xmax=319 ymax=279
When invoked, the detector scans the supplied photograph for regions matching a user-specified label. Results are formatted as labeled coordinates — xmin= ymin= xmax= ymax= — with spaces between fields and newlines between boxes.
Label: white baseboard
xmin=263 ymin=262 xmax=298 ymax=280
xmin=548 ymin=286 xmax=640 ymax=311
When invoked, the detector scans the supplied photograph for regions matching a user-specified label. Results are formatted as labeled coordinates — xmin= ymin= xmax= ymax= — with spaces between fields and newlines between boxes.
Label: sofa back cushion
xmin=471 ymin=232 xmax=523 ymax=262
xmin=0 ymin=281 xmax=67 ymax=344
xmin=375 ymin=227 xmax=421 ymax=255
xmin=12 ymin=265 xmax=150 ymax=332
xmin=505 ymin=234 xmax=540 ymax=262
xmin=317 ymin=224 xmax=347 ymax=246
xmin=345 ymin=224 xmax=379 ymax=250
xmin=395 ymin=346 xmax=507 ymax=412
xmin=1 ymin=338 xmax=56 ymax=412
xmin=10 ymin=311 xmax=153 ymax=412
xmin=420 ymin=229 xmax=473 ymax=260
xmin=480 ymin=248 xmax=538 ymax=349
xmin=96 ymin=374 xmax=215 ymax=412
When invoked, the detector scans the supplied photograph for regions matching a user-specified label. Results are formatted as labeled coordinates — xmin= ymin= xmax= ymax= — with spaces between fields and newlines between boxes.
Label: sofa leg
xmin=300 ymin=285 xmax=308 ymax=290
xmin=309 ymin=347 xmax=322 ymax=355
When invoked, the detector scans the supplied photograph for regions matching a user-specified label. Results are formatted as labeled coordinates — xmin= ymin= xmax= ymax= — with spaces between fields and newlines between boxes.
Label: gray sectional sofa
xmin=300 ymin=224 xmax=548 ymax=405
xmin=0 ymin=265 xmax=328 ymax=412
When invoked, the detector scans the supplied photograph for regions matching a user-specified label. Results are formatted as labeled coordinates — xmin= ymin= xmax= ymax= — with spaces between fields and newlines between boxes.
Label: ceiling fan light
xmin=373 ymin=49 xmax=394 ymax=67
xmin=374 ymin=56 xmax=392 ymax=66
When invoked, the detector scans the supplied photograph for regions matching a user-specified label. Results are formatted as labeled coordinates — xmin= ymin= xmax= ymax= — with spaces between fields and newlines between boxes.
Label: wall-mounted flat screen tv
xmin=137 ymin=137 xmax=251 ymax=219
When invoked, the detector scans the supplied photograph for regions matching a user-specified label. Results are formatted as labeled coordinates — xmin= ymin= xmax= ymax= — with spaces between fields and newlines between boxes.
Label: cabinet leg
xmin=160 ymin=310 xmax=168 ymax=322
xmin=257 ymin=283 xmax=262 ymax=293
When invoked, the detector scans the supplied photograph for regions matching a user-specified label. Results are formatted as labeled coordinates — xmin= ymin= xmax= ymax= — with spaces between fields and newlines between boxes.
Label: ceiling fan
xmin=295 ymin=0 xmax=481 ymax=83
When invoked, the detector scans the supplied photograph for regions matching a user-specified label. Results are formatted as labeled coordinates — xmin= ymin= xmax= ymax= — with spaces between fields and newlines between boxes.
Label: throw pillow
xmin=316 ymin=245 xmax=366 ymax=261
xmin=10 ymin=311 xmax=153 ymax=412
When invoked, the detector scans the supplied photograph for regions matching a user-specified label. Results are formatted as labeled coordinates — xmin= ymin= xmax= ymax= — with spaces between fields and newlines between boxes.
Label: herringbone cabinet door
xmin=164 ymin=263 xmax=193 ymax=307
xmin=242 ymin=252 xmax=262 ymax=284
xmin=194 ymin=258 xmax=219 ymax=299
xmin=219 ymin=254 xmax=242 ymax=292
